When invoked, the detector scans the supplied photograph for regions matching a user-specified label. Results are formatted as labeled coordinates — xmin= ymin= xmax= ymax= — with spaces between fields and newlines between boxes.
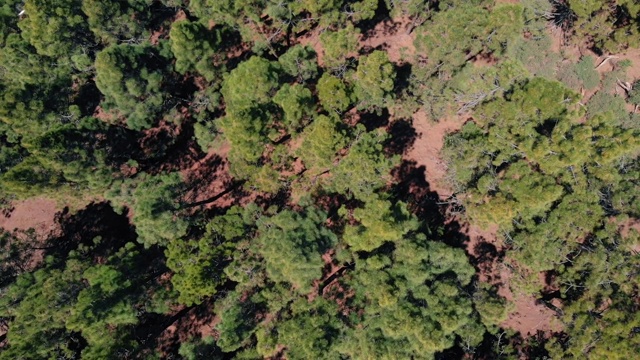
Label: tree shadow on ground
xmin=391 ymin=160 xmax=467 ymax=249
xmin=359 ymin=108 xmax=390 ymax=130
xmin=48 ymin=202 xmax=137 ymax=261
xmin=356 ymin=0 xmax=393 ymax=40
xmin=138 ymin=122 xmax=206 ymax=174
xmin=394 ymin=62 xmax=413 ymax=96
xmin=141 ymin=297 xmax=222 ymax=358
xmin=385 ymin=118 xmax=417 ymax=155
xmin=72 ymin=80 xmax=102 ymax=118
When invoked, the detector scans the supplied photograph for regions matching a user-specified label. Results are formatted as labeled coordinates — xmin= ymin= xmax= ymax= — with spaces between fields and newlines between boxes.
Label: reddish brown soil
xmin=92 ymin=105 xmax=115 ymax=123
xmin=404 ymin=109 xmax=467 ymax=199
xmin=498 ymin=265 xmax=562 ymax=336
xmin=297 ymin=27 xmax=327 ymax=67
xmin=156 ymin=302 xmax=220 ymax=357
xmin=613 ymin=217 xmax=640 ymax=254
xmin=181 ymin=142 xmax=236 ymax=211
xmin=0 ymin=198 xmax=61 ymax=272
xmin=464 ymin=222 xmax=561 ymax=335
xmin=360 ymin=16 xmax=416 ymax=64
xmin=297 ymin=14 xmax=416 ymax=67
xmin=150 ymin=9 xmax=187 ymax=45
xmin=0 ymin=198 xmax=59 ymax=235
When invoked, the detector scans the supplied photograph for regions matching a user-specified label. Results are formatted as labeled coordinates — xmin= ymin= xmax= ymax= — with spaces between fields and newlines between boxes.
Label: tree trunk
xmin=180 ymin=180 xmax=245 ymax=209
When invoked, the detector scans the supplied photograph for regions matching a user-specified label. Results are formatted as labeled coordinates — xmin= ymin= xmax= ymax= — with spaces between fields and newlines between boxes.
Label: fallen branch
xmin=617 ymin=78 xmax=632 ymax=94
xmin=595 ymin=55 xmax=618 ymax=69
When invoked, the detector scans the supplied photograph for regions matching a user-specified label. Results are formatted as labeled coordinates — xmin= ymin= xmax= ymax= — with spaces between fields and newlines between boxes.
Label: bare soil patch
xmin=156 ymin=301 xmax=220 ymax=357
xmin=462 ymin=217 xmax=562 ymax=336
xmin=296 ymin=27 xmax=326 ymax=67
xmin=497 ymin=260 xmax=563 ymax=336
xmin=360 ymin=16 xmax=415 ymax=64
xmin=181 ymin=142 xmax=236 ymax=211
xmin=297 ymin=14 xmax=416 ymax=68
xmin=613 ymin=217 xmax=640 ymax=253
xmin=403 ymin=107 xmax=561 ymax=337
xmin=404 ymin=109 xmax=467 ymax=199
xmin=0 ymin=198 xmax=61 ymax=273
xmin=0 ymin=198 xmax=59 ymax=235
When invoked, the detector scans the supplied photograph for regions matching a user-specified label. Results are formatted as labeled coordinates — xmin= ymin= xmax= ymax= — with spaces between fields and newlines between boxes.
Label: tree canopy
xmin=0 ymin=0 xmax=638 ymax=358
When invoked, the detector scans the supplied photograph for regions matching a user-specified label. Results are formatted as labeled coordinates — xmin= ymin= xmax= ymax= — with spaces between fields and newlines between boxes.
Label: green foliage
xmin=567 ymin=0 xmax=640 ymax=53
xmin=179 ymin=336 xmax=223 ymax=360
xmin=0 ymin=260 xmax=89 ymax=359
xmin=220 ymin=55 xmax=280 ymax=113
xmin=415 ymin=3 xmax=523 ymax=76
xmin=278 ymin=45 xmax=319 ymax=82
xmin=510 ymin=34 xmax=560 ymax=79
xmin=95 ymin=43 xmax=168 ymax=130
xmin=473 ymin=284 xmax=509 ymax=332
xmin=575 ymin=56 xmax=600 ymax=89
xmin=385 ymin=0 xmax=433 ymax=19
xmin=19 ymin=0 xmax=92 ymax=59
xmin=353 ymin=51 xmax=396 ymax=110
xmin=628 ymin=80 xmax=640 ymax=106
xmin=170 ymin=20 xmax=223 ymax=81
xmin=108 ymin=172 xmax=188 ymax=247
xmin=319 ymin=24 xmax=360 ymax=69
xmin=82 ymin=0 xmax=150 ymax=45
xmin=547 ymin=225 xmax=640 ymax=358
xmin=317 ymin=73 xmax=353 ymax=113
xmin=2 ymin=1 xmax=640 ymax=358
xmin=343 ymin=197 xmax=418 ymax=252
xmin=445 ymin=74 xmax=640 ymax=356
xmin=165 ymin=217 xmax=235 ymax=305
xmin=0 ymin=0 xmax=19 ymax=46
xmin=29 ymin=120 xmax=116 ymax=192
xmin=448 ymin=59 xmax=529 ymax=113
xmin=273 ymin=83 xmax=314 ymax=131
xmin=219 ymin=56 xmax=282 ymax=172
xmin=296 ymin=115 xmax=347 ymax=174
xmin=338 ymin=235 xmax=481 ymax=358
xmin=220 ymin=110 xmax=270 ymax=167
xmin=558 ymin=56 xmax=600 ymax=91
xmin=215 ymin=289 xmax=262 ymax=352
xmin=0 ymin=156 xmax=65 ymax=198
xmin=326 ymin=127 xmax=399 ymax=201
xmin=587 ymin=91 xmax=629 ymax=121
xmin=193 ymin=120 xmax=219 ymax=152
xmin=0 ymin=240 xmax=170 ymax=359
xmin=259 ymin=298 xmax=342 ymax=359
xmin=254 ymin=206 xmax=336 ymax=293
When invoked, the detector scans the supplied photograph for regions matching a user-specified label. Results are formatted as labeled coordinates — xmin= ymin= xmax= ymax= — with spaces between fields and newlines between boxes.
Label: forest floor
xmin=8 ymin=2 xmax=640 ymax=350
xmin=0 ymin=198 xmax=60 ymax=275
xmin=0 ymin=197 xmax=59 ymax=235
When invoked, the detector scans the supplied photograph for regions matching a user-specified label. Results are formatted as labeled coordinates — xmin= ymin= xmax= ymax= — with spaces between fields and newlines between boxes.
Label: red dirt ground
xmin=360 ymin=16 xmax=416 ymax=64
xmin=297 ymin=14 xmax=416 ymax=67
xmin=0 ymin=198 xmax=61 ymax=273
xmin=404 ymin=109 xmax=467 ymax=199
xmin=462 ymin=222 xmax=561 ymax=336
xmin=0 ymin=198 xmax=59 ymax=235
xmin=614 ymin=217 xmax=640 ymax=254
xmin=156 ymin=302 xmax=221 ymax=356
xmin=181 ymin=142 xmax=236 ymax=211
xmin=498 ymin=265 xmax=563 ymax=336
xmin=405 ymin=81 xmax=562 ymax=338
